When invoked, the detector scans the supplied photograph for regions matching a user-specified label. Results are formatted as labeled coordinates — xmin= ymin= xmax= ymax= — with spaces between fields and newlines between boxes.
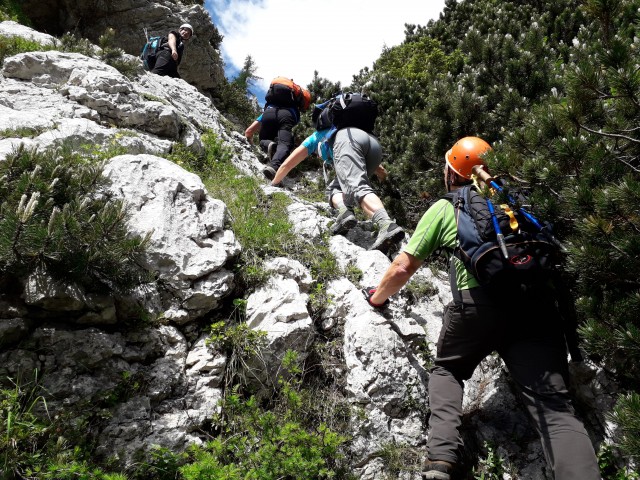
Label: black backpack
xmin=312 ymin=93 xmax=378 ymax=133
xmin=140 ymin=35 xmax=165 ymax=71
xmin=446 ymin=184 xmax=562 ymax=290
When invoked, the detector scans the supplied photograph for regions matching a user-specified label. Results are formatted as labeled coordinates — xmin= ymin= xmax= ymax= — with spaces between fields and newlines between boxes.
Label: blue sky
xmin=204 ymin=0 xmax=446 ymax=102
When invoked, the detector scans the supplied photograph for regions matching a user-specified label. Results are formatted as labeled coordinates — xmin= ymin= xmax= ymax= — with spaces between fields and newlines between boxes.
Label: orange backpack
xmin=298 ymin=88 xmax=311 ymax=111
xmin=265 ymin=77 xmax=311 ymax=111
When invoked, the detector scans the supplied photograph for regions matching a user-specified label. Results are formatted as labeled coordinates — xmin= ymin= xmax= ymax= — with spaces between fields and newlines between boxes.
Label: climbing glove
xmin=362 ymin=287 xmax=389 ymax=309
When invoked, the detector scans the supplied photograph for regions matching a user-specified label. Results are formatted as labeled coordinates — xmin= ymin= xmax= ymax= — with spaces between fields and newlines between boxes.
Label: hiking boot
xmin=422 ymin=460 xmax=453 ymax=480
xmin=330 ymin=208 xmax=357 ymax=235
xmin=267 ymin=141 xmax=277 ymax=160
xmin=369 ymin=222 xmax=405 ymax=253
xmin=263 ymin=165 xmax=277 ymax=181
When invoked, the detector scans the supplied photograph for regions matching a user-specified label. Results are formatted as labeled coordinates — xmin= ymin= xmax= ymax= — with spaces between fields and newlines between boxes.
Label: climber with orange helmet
xmin=443 ymin=135 xmax=491 ymax=189
xmin=365 ymin=137 xmax=600 ymax=480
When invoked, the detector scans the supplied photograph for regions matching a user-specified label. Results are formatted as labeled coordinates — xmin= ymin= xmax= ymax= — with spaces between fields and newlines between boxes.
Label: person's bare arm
xmin=245 ymin=120 xmax=261 ymax=144
xmin=168 ymin=32 xmax=179 ymax=60
xmin=370 ymin=252 xmax=423 ymax=304
xmin=271 ymin=145 xmax=309 ymax=185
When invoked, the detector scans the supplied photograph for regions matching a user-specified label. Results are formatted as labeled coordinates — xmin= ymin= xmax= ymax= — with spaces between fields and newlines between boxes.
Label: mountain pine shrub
xmin=0 ymin=145 xmax=150 ymax=293
xmin=346 ymin=0 xmax=638 ymax=469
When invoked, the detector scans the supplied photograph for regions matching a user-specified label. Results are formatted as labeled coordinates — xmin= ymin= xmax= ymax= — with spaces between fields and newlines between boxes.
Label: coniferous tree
xmin=367 ymin=0 xmax=586 ymax=224
xmin=294 ymin=71 xmax=342 ymax=142
xmin=493 ymin=1 xmax=640 ymax=463
xmin=353 ymin=0 xmax=638 ymax=467
xmin=233 ymin=54 xmax=261 ymax=93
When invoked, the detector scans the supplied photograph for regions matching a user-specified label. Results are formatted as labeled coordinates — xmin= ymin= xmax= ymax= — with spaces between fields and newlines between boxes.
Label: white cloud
xmin=206 ymin=0 xmax=446 ymax=98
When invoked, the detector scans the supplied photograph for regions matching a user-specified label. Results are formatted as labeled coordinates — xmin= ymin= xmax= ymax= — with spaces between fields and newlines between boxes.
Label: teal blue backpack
xmin=140 ymin=35 xmax=165 ymax=71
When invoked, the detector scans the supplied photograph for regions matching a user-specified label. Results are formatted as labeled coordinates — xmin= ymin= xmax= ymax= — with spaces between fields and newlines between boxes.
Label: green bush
xmin=98 ymin=28 xmax=140 ymax=78
xmin=598 ymin=443 xmax=639 ymax=480
xmin=0 ymin=0 xmax=31 ymax=25
xmin=0 ymin=145 xmax=150 ymax=292
xmin=211 ymin=80 xmax=261 ymax=130
xmin=59 ymin=32 xmax=95 ymax=57
xmin=129 ymin=446 xmax=189 ymax=480
xmin=0 ymin=34 xmax=54 ymax=65
xmin=181 ymin=352 xmax=351 ymax=480
xmin=610 ymin=393 xmax=640 ymax=466
xmin=0 ymin=373 xmax=124 ymax=480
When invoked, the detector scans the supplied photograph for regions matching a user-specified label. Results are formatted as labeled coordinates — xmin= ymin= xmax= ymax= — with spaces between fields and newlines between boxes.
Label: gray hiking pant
xmin=428 ymin=287 xmax=600 ymax=480
xmin=325 ymin=127 xmax=382 ymax=208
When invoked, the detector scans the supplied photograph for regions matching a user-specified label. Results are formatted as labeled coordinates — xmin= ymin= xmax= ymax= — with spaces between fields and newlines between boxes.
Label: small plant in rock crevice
xmin=473 ymin=441 xmax=506 ymax=480
xmin=207 ymin=299 xmax=268 ymax=390
xmin=406 ymin=277 xmax=439 ymax=304
xmin=377 ymin=442 xmax=423 ymax=479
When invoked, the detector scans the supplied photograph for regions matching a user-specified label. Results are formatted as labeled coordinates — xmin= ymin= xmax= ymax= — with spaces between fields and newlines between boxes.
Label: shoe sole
xmin=263 ymin=167 xmax=276 ymax=180
xmin=369 ymin=228 xmax=405 ymax=253
xmin=268 ymin=143 xmax=277 ymax=160
xmin=422 ymin=472 xmax=450 ymax=480
xmin=330 ymin=216 xmax=357 ymax=235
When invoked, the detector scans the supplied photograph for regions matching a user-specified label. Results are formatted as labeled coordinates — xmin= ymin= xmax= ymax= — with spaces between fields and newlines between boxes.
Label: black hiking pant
xmin=258 ymin=107 xmax=297 ymax=170
xmin=428 ymin=287 xmax=600 ymax=479
xmin=151 ymin=50 xmax=180 ymax=78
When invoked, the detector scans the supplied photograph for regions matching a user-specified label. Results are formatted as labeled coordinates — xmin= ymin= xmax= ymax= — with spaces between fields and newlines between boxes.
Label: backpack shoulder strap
xmin=441 ymin=186 xmax=468 ymax=211
xmin=441 ymin=191 xmax=457 ymax=205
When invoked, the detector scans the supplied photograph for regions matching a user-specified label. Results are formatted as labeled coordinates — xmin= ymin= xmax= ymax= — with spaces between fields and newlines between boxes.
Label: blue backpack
xmin=445 ymin=184 xmax=562 ymax=290
xmin=140 ymin=35 xmax=165 ymax=71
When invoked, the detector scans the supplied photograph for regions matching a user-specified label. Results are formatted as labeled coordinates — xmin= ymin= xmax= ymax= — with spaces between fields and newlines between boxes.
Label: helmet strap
xmin=446 ymin=167 xmax=471 ymax=192
xmin=445 ymin=167 xmax=457 ymax=192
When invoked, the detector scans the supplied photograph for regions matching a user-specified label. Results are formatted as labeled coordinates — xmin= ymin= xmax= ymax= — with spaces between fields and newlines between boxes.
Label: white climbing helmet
xmin=180 ymin=23 xmax=194 ymax=35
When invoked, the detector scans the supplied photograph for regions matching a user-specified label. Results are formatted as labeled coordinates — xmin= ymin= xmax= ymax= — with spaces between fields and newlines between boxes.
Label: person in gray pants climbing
xmin=270 ymin=124 xmax=404 ymax=254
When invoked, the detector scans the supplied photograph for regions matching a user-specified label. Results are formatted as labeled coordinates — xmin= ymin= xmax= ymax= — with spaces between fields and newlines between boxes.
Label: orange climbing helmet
xmin=445 ymin=136 xmax=492 ymax=179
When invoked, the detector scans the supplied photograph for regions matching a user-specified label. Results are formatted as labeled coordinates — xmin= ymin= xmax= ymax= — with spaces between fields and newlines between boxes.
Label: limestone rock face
xmin=20 ymin=0 xmax=225 ymax=93
xmin=0 ymin=20 xmax=57 ymax=45
xmin=104 ymin=154 xmax=240 ymax=323
xmin=244 ymin=258 xmax=315 ymax=391
xmin=0 ymin=21 xmax=247 ymax=466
